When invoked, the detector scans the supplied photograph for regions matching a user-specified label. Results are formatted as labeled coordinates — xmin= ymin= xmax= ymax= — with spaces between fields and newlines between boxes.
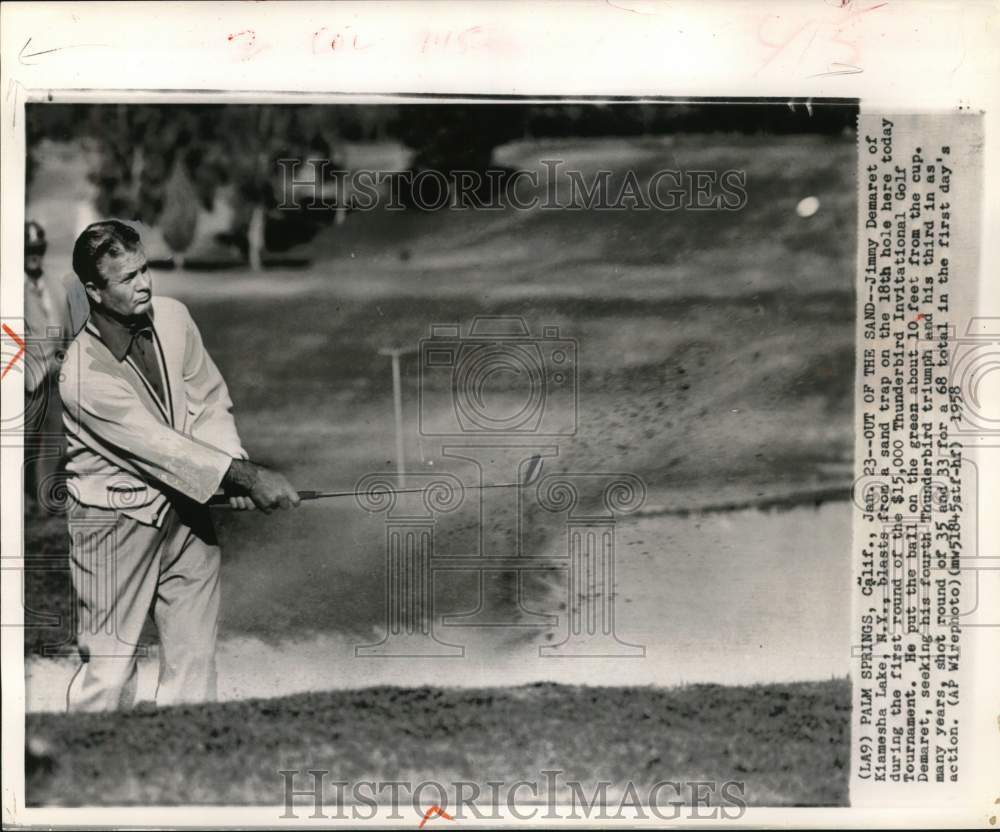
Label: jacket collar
xmin=88 ymin=304 xmax=156 ymax=362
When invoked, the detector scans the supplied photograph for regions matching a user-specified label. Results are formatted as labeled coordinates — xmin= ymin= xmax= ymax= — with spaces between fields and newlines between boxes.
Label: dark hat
xmin=25 ymin=220 xmax=47 ymax=255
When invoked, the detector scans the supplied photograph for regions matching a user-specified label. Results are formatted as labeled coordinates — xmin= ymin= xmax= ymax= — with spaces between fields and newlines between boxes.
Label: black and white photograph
xmin=18 ymin=98 xmax=857 ymax=812
xmin=2 ymin=1 xmax=997 ymax=828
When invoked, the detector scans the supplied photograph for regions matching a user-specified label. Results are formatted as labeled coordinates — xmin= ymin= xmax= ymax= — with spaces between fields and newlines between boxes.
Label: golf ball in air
xmin=796 ymin=196 xmax=820 ymax=218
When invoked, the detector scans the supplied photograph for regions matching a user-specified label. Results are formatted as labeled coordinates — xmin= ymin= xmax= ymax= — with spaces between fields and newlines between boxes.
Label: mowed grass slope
xmin=27 ymin=679 xmax=850 ymax=806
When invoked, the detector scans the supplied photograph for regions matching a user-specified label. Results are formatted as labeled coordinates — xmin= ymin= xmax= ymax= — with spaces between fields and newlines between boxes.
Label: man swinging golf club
xmin=61 ymin=220 xmax=299 ymax=712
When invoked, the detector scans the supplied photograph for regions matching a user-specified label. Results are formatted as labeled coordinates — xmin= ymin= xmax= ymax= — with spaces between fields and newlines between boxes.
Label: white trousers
xmin=66 ymin=497 xmax=221 ymax=711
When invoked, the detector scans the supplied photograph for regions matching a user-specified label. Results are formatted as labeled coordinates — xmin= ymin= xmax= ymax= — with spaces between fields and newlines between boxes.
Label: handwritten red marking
xmin=420 ymin=31 xmax=446 ymax=53
xmin=418 ymin=806 xmax=455 ymax=828
xmin=226 ymin=29 xmax=268 ymax=62
xmin=755 ymin=17 xmax=813 ymax=75
xmin=1 ymin=323 xmax=26 ymax=380
xmin=755 ymin=1 xmax=888 ymax=77
xmin=916 ymin=313 xmax=926 ymax=321
xmin=420 ymin=26 xmax=486 ymax=53
xmin=312 ymin=26 xmax=373 ymax=53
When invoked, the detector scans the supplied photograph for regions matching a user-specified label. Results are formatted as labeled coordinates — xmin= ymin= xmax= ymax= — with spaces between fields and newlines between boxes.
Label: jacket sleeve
xmin=61 ymin=370 xmax=234 ymax=503
xmin=181 ymin=306 xmax=248 ymax=460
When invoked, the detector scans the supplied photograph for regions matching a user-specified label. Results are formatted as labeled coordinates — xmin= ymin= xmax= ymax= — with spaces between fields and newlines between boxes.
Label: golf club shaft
xmin=209 ymin=480 xmax=529 ymax=506
xmin=209 ymin=454 xmax=543 ymax=507
xmin=304 ymin=480 xmax=530 ymax=500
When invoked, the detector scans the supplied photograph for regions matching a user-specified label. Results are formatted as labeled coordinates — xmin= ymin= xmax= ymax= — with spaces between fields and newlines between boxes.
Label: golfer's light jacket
xmin=60 ymin=296 xmax=246 ymax=526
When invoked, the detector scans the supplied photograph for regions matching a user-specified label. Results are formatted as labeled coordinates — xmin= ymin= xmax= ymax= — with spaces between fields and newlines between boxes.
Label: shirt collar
xmin=88 ymin=305 xmax=155 ymax=362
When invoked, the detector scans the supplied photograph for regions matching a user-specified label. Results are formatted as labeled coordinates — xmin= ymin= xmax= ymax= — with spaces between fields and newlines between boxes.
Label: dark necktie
xmin=128 ymin=326 xmax=167 ymax=410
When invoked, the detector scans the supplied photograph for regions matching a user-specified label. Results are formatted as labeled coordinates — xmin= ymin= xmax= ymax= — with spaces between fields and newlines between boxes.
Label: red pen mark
xmin=312 ymin=26 xmax=374 ymax=53
xmin=420 ymin=26 xmax=486 ymax=54
xmin=755 ymin=17 xmax=814 ymax=75
xmin=418 ymin=806 xmax=454 ymax=828
xmin=916 ymin=313 xmax=926 ymax=321
xmin=755 ymin=1 xmax=887 ymax=77
xmin=226 ymin=29 xmax=268 ymax=62
xmin=1 ymin=323 xmax=26 ymax=380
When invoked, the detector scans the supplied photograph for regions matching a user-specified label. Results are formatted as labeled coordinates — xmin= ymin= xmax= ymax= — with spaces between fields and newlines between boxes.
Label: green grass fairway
xmin=26 ymin=679 xmax=850 ymax=807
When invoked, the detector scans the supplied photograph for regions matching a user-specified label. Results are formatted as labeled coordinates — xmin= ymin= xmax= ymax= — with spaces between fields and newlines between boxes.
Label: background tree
xmin=25 ymin=102 xmax=856 ymax=257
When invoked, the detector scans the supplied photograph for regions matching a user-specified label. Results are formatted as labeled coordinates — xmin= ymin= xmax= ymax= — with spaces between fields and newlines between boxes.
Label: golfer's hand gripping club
xmin=220 ymin=459 xmax=300 ymax=512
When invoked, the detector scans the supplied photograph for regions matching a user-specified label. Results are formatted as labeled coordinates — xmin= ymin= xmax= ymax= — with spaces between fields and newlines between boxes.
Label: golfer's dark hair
xmin=72 ymin=220 xmax=142 ymax=288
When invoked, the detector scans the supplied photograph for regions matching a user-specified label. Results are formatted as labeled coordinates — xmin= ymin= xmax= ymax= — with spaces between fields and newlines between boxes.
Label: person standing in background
xmin=23 ymin=220 xmax=74 ymax=511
